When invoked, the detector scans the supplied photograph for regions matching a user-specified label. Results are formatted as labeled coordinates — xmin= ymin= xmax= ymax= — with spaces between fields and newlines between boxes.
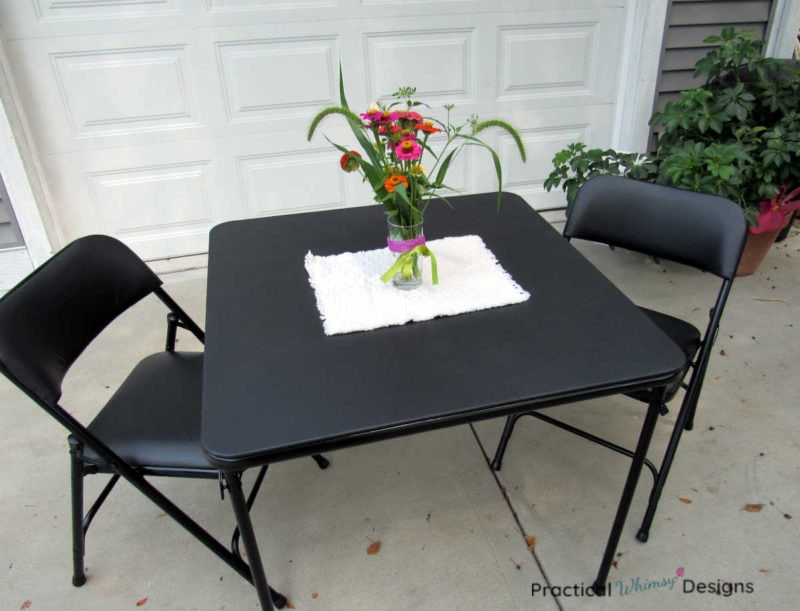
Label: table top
xmin=202 ymin=192 xmax=685 ymax=470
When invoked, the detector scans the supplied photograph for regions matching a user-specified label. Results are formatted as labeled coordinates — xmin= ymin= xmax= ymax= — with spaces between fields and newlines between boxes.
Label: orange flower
xmin=384 ymin=174 xmax=409 ymax=193
xmin=416 ymin=121 xmax=441 ymax=134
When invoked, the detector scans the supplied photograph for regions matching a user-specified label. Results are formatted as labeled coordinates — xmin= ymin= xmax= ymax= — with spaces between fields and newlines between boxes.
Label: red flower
xmin=339 ymin=150 xmax=362 ymax=173
xmin=397 ymin=110 xmax=423 ymax=122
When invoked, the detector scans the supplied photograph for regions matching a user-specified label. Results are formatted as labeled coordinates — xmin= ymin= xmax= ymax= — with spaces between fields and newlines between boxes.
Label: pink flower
xmin=750 ymin=185 xmax=800 ymax=234
xmin=395 ymin=139 xmax=422 ymax=161
xmin=360 ymin=109 xmax=399 ymax=125
xmin=751 ymin=202 xmax=785 ymax=234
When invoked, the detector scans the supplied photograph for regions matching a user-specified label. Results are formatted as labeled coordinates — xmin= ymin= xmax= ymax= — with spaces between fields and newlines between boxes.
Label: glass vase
xmin=386 ymin=218 xmax=425 ymax=290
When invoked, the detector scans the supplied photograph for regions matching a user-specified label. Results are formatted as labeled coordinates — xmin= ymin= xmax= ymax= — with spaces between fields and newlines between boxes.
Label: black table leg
xmin=592 ymin=398 xmax=662 ymax=593
xmin=223 ymin=470 xmax=279 ymax=610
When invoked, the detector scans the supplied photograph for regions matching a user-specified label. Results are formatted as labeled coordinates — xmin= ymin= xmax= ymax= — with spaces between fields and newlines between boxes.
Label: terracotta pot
xmin=736 ymin=230 xmax=780 ymax=276
xmin=735 ymin=214 xmax=791 ymax=276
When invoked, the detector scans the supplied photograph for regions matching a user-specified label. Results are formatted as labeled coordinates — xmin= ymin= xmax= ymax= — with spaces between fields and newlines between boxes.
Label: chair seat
xmin=628 ymin=307 xmax=701 ymax=403
xmin=78 ymin=352 xmax=213 ymax=474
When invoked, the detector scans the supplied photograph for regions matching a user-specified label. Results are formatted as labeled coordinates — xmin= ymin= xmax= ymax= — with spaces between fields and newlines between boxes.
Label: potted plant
xmin=543 ymin=143 xmax=658 ymax=214
xmin=545 ymin=27 xmax=800 ymax=274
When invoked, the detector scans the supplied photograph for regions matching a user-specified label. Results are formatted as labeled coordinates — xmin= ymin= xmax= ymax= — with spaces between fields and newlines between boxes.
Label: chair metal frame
xmin=491 ymin=175 xmax=747 ymax=543
xmin=0 ymin=235 xmax=327 ymax=609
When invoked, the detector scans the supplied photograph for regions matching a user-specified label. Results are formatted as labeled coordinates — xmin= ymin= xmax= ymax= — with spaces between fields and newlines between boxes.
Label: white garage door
xmin=0 ymin=1 xmax=626 ymax=261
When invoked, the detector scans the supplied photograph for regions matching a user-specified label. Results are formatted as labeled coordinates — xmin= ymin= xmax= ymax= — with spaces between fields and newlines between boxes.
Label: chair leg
xmin=683 ymin=395 xmax=700 ymax=431
xmin=636 ymin=390 xmax=698 ymax=542
xmin=490 ymin=414 xmax=523 ymax=471
xmin=68 ymin=440 xmax=87 ymax=587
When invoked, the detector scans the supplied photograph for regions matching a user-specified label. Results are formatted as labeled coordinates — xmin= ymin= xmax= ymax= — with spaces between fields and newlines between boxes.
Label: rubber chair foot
xmin=312 ymin=454 xmax=330 ymax=470
xmin=270 ymin=588 xmax=288 ymax=609
xmin=72 ymin=575 xmax=87 ymax=587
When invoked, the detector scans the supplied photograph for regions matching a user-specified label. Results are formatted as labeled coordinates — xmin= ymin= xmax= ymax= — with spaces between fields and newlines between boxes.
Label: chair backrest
xmin=0 ymin=235 xmax=162 ymax=406
xmin=564 ymin=175 xmax=747 ymax=279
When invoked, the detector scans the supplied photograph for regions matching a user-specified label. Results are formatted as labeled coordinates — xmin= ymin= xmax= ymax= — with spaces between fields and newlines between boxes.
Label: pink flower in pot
xmin=750 ymin=185 xmax=800 ymax=234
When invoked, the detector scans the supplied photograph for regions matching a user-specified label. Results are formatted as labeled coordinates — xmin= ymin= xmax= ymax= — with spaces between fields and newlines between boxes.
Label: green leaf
xmin=338 ymin=64 xmax=350 ymax=109
xmin=433 ymin=148 xmax=459 ymax=187
xmin=459 ymin=134 xmax=504 ymax=206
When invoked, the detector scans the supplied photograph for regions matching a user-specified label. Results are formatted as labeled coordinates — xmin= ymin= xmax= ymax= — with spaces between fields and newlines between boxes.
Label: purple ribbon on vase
xmin=387 ymin=235 xmax=427 ymax=253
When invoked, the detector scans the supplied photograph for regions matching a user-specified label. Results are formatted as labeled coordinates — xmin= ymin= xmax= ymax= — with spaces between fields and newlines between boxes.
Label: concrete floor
xmin=1 ymin=225 xmax=798 ymax=610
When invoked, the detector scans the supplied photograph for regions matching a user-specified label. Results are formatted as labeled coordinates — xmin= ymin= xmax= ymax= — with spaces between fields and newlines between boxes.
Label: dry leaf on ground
xmin=678 ymin=497 xmax=692 ymax=504
xmin=136 ymin=598 xmax=148 ymax=607
xmin=525 ymin=535 xmax=536 ymax=552
xmin=743 ymin=503 xmax=764 ymax=512
xmin=367 ymin=540 xmax=381 ymax=555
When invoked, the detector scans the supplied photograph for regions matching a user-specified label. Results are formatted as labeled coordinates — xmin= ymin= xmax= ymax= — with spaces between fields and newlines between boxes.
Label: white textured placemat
xmin=304 ymin=235 xmax=530 ymax=335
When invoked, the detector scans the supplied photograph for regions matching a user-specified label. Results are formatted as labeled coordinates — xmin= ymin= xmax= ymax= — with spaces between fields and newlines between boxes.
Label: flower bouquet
xmin=307 ymin=70 xmax=526 ymax=289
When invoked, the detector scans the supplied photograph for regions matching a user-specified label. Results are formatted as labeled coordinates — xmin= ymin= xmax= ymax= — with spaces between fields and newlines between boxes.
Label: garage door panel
xmin=217 ymin=35 xmax=340 ymax=125
xmin=52 ymin=45 xmax=205 ymax=139
xmin=39 ymin=141 xmax=222 ymax=258
xmin=5 ymin=32 xmax=211 ymax=155
xmin=365 ymin=28 xmax=476 ymax=106
xmin=88 ymin=161 xmax=214 ymax=235
xmin=494 ymin=13 xmax=622 ymax=108
xmin=236 ymin=149 xmax=346 ymax=217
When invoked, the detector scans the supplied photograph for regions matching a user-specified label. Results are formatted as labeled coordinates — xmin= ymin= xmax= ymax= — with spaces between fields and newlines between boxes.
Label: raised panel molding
xmin=361 ymin=0 xmax=468 ymax=4
xmin=35 ymin=0 xmax=180 ymax=22
xmin=237 ymin=150 xmax=345 ymax=217
xmin=208 ymin=0 xmax=337 ymax=10
xmin=52 ymin=45 xmax=203 ymax=137
xmin=88 ymin=162 xmax=213 ymax=235
xmin=217 ymin=37 xmax=338 ymax=123
xmin=498 ymin=23 xmax=598 ymax=101
xmin=206 ymin=0 xmax=337 ymax=13
xmin=365 ymin=29 xmax=475 ymax=104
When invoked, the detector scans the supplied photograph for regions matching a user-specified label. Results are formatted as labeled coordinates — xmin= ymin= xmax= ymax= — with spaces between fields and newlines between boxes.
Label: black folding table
xmin=202 ymin=192 xmax=685 ymax=609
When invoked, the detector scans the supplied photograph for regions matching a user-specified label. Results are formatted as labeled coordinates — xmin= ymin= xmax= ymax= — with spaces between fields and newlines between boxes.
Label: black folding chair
xmin=0 ymin=235 xmax=328 ymax=608
xmin=491 ymin=175 xmax=747 ymax=542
